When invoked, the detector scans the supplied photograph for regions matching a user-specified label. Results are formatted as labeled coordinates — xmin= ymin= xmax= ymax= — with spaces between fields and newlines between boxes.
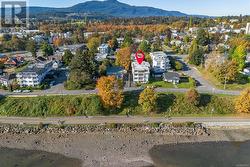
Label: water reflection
xmin=149 ymin=141 xmax=250 ymax=167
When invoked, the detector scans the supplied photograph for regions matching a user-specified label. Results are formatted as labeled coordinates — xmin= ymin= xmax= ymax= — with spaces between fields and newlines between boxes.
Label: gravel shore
xmin=0 ymin=124 xmax=250 ymax=167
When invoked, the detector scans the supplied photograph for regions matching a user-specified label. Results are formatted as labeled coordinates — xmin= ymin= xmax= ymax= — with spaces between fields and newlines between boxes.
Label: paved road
xmin=1 ymin=116 xmax=250 ymax=127
xmin=0 ymin=87 xmax=240 ymax=97
xmin=171 ymin=55 xmax=241 ymax=95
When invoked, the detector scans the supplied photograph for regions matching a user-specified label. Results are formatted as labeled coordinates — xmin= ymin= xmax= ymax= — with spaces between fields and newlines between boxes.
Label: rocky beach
xmin=0 ymin=123 xmax=250 ymax=167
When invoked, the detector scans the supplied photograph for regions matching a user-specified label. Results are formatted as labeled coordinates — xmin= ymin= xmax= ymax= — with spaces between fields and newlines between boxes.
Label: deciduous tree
xmin=87 ymin=37 xmax=101 ymax=53
xmin=62 ymin=50 xmax=74 ymax=66
xmin=188 ymin=39 xmax=204 ymax=66
xmin=96 ymin=76 xmax=124 ymax=109
xmin=41 ymin=42 xmax=53 ymax=57
xmin=139 ymin=40 xmax=150 ymax=53
xmin=235 ymin=88 xmax=250 ymax=113
xmin=26 ymin=40 xmax=37 ymax=57
xmin=138 ymin=88 xmax=158 ymax=113
xmin=115 ymin=47 xmax=132 ymax=71
xmin=231 ymin=44 xmax=247 ymax=71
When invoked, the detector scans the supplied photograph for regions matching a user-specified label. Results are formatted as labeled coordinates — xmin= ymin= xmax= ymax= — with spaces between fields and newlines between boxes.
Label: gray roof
xmin=107 ymin=67 xmax=126 ymax=75
xmin=164 ymin=72 xmax=180 ymax=80
xmin=0 ymin=74 xmax=16 ymax=81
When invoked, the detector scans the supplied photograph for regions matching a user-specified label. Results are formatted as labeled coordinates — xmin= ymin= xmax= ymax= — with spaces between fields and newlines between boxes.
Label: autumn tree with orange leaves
xmin=115 ymin=47 xmax=132 ymax=71
xmin=53 ymin=38 xmax=63 ymax=47
xmin=235 ymin=88 xmax=250 ymax=113
xmin=96 ymin=76 xmax=124 ymax=109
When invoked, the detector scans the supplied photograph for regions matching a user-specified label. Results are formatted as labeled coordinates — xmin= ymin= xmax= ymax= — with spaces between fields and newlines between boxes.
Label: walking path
xmin=1 ymin=116 xmax=250 ymax=127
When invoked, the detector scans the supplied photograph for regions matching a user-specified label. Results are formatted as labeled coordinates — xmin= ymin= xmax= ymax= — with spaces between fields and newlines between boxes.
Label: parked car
xmin=13 ymin=90 xmax=22 ymax=93
xmin=50 ymin=81 xmax=56 ymax=87
xmin=22 ymin=90 xmax=32 ymax=93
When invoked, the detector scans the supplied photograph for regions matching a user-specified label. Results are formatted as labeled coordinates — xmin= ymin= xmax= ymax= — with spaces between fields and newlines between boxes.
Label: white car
xmin=22 ymin=90 xmax=32 ymax=93
xmin=13 ymin=90 xmax=22 ymax=93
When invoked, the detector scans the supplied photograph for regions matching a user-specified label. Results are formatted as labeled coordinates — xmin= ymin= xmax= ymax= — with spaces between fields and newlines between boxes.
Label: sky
xmin=14 ymin=0 xmax=250 ymax=16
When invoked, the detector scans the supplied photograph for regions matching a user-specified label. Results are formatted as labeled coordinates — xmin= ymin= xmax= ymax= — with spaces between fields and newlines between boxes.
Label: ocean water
xmin=0 ymin=148 xmax=82 ymax=167
xmin=149 ymin=141 xmax=250 ymax=167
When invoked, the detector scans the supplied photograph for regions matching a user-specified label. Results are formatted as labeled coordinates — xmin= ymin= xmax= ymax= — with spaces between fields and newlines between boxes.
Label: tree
xmin=188 ymin=39 xmax=204 ymax=66
xmin=214 ymin=60 xmax=238 ymax=89
xmin=122 ymin=33 xmax=133 ymax=48
xmin=188 ymin=16 xmax=193 ymax=29
xmin=185 ymin=89 xmax=200 ymax=106
xmin=235 ymin=88 xmax=250 ymax=113
xmin=66 ymin=50 xmax=97 ymax=89
xmin=196 ymin=28 xmax=210 ymax=46
xmin=151 ymin=37 xmax=162 ymax=52
xmin=174 ymin=61 xmax=184 ymax=71
xmin=87 ymin=37 xmax=100 ymax=53
xmin=62 ymin=50 xmax=74 ymax=66
xmin=26 ymin=40 xmax=37 ymax=57
xmin=138 ymin=88 xmax=158 ymax=113
xmin=98 ymin=59 xmax=111 ymax=76
xmin=53 ymin=38 xmax=63 ymax=48
xmin=164 ymin=37 xmax=170 ymax=47
xmin=41 ymin=42 xmax=53 ymax=57
xmin=139 ymin=40 xmax=150 ymax=53
xmin=115 ymin=47 xmax=132 ymax=71
xmin=10 ymin=35 xmax=25 ymax=51
xmin=96 ymin=76 xmax=124 ymax=109
xmin=231 ymin=44 xmax=247 ymax=71
xmin=108 ymin=37 xmax=119 ymax=51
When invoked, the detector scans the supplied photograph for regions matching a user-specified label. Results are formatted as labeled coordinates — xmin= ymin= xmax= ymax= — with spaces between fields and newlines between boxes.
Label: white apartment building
xmin=98 ymin=44 xmax=109 ymax=54
xmin=16 ymin=62 xmax=53 ymax=87
xmin=150 ymin=52 xmax=171 ymax=74
xmin=132 ymin=61 xmax=150 ymax=83
xmin=246 ymin=23 xmax=250 ymax=35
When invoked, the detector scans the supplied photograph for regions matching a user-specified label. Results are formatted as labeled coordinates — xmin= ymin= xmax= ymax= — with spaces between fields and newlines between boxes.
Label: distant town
xmin=0 ymin=16 xmax=249 ymax=95
xmin=0 ymin=1 xmax=250 ymax=166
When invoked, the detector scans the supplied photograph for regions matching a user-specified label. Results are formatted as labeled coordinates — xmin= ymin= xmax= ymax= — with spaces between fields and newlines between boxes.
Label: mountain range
xmin=28 ymin=0 xmax=188 ymax=18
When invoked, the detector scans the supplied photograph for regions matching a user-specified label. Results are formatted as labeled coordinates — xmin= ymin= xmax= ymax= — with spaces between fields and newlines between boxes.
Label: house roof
xmin=0 ymin=74 xmax=16 ymax=81
xmin=164 ymin=72 xmax=180 ymax=80
xmin=0 ymin=54 xmax=7 ymax=59
xmin=107 ymin=67 xmax=126 ymax=75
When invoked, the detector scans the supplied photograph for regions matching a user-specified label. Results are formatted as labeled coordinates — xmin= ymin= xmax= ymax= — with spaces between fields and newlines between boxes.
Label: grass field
xmin=199 ymin=68 xmax=250 ymax=90
xmin=0 ymin=92 xmax=238 ymax=117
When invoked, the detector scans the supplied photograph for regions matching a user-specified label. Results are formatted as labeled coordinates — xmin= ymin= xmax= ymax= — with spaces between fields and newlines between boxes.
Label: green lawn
xmin=15 ymin=62 xmax=30 ymax=73
xmin=199 ymin=68 xmax=250 ymax=91
xmin=144 ymin=77 xmax=195 ymax=89
xmin=0 ymin=92 xmax=239 ymax=117
xmin=144 ymin=79 xmax=175 ymax=88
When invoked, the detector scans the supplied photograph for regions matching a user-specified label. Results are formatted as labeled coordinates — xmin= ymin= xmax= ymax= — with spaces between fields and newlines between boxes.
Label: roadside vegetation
xmin=0 ymin=91 xmax=239 ymax=117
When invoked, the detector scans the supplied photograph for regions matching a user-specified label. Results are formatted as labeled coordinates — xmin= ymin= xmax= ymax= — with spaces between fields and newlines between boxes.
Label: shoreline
xmin=1 ymin=123 xmax=250 ymax=166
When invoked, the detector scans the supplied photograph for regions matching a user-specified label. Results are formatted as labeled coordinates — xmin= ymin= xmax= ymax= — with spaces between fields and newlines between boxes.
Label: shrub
xmin=185 ymin=89 xmax=200 ymax=106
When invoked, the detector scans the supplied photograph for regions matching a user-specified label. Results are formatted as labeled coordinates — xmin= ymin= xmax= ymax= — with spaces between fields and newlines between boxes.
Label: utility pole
xmin=224 ymin=75 xmax=228 ymax=90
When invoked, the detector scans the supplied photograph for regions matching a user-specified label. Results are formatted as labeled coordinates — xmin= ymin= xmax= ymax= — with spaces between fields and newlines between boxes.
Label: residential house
xmin=16 ymin=62 xmax=53 ymax=87
xmin=31 ymin=35 xmax=45 ymax=44
xmin=246 ymin=23 xmax=250 ymax=35
xmin=117 ymin=38 xmax=124 ymax=47
xmin=243 ymin=68 xmax=250 ymax=76
xmin=132 ymin=61 xmax=150 ymax=83
xmin=163 ymin=72 xmax=180 ymax=84
xmin=106 ymin=67 xmax=127 ymax=79
xmin=96 ymin=44 xmax=109 ymax=61
xmin=0 ymin=54 xmax=8 ymax=63
xmin=4 ymin=56 xmax=24 ymax=67
xmin=0 ymin=74 xmax=16 ymax=87
xmin=52 ymin=60 xmax=62 ymax=69
xmin=246 ymin=53 xmax=250 ymax=63
xmin=150 ymin=52 xmax=171 ymax=75
xmin=98 ymin=44 xmax=109 ymax=55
